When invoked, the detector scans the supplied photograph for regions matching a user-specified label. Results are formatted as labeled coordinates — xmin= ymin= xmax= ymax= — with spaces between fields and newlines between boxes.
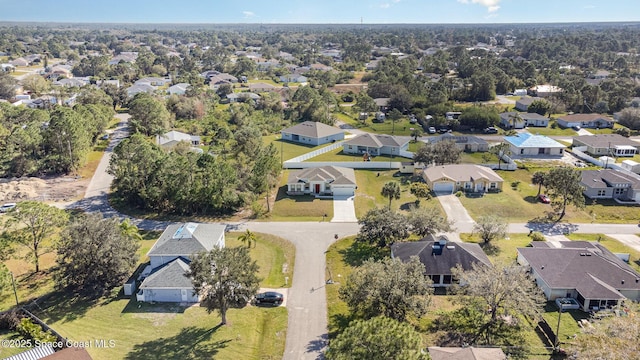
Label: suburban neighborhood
xmin=1 ymin=11 xmax=640 ymax=360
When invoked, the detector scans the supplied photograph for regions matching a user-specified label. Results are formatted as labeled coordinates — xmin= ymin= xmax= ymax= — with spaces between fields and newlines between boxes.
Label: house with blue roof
xmin=504 ymin=132 xmax=566 ymax=157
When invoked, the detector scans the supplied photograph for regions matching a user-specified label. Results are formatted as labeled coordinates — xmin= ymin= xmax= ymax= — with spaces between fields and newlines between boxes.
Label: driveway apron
xmin=331 ymin=196 xmax=358 ymax=223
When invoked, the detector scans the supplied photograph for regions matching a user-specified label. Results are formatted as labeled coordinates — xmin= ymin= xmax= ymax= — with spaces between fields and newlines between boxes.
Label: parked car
xmin=254 ymin=291 xmax=283 ymax=306
xmin=572 ymin=125 xmax=581 ymax=131
xmin=428 ymin=126 xmax=437 ymax=134
xmin=483 ymin=127 xmax=498 ymax=134
xmin=0 ymin=203 xmax=16 ymax=213
xmin=574 ymin=161 xmax=587 ymax=168
xmin=538 ymin=194 xmax=551 ymax=204
xmin=100 ymin=134 xmax=109 ymax=140
xmin=438 ymin=127 xmax=449 ymax=133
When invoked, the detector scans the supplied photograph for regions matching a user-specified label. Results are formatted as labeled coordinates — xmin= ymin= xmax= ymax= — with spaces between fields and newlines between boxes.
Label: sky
xmin=0 ymin=0 xmax=638 ymax=24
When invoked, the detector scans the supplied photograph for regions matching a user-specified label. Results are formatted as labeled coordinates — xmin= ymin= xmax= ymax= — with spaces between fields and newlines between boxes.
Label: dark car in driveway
xmin=254 ymin=291 xmax=283 ymax=306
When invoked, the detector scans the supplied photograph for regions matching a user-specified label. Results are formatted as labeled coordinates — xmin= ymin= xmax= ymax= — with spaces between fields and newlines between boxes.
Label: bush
xmin=455 ymin=191 xmax=463 ymax=197
xmin=531 ymin=232 xmax=545 ymax=242
xmin=16 ymin=318 xmax=57 ymax=343
xmin=409 ymin=182 xmax=431 ymax=198
xmin=511 ymin=180 xmax=521 ymax=189
xmin=0 ymin=309 xmax=21 ymax=330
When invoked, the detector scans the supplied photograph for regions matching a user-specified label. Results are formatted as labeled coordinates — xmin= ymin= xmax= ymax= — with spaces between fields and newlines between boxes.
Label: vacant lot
xmin=263 ymin=134 xmax=331 ymax=162
xmin=335 ymin=112 xmax=420 ymax=137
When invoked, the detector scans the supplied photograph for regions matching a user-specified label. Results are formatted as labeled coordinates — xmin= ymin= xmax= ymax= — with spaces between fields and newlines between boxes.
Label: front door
xmin=315 ymin=184 xmax=321 ymax=193
xmin=181 ymin=289 xmax=188 ymax=302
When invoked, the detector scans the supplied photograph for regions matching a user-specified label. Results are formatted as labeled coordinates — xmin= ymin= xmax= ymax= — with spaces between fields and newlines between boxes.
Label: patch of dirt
xmin=0 ymin=176 xmax=90 ymax=203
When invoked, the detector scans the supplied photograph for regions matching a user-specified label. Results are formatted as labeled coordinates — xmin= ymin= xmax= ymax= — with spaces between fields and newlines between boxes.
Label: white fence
xmin=483 ymin=152 xmax=517 ymax=171
xmin=572 ymin=146 xmax=625 ymax=172
xmin=284 ymin=161 xmax=403 ymax=169
xmin=399 ymin=150 xmax=414 ymax=159
xmin=285 ymin=141 xmax=345 ymax=162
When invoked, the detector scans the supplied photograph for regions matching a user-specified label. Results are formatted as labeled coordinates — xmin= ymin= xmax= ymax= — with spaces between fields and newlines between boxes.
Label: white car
xmin=0 ymin=203 xmax=16 ymax=213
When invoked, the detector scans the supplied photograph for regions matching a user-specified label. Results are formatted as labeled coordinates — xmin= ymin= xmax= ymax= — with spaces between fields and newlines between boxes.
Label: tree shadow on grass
xmin=121 ymin=298 xmax=188 ymax=314
xmin=27 ymin=289 xmax=105 ymax=324
xmin=338 ymin=241 xmax=388 ymax=267
xmin=124 ymin=325 xmax=229 ymax=360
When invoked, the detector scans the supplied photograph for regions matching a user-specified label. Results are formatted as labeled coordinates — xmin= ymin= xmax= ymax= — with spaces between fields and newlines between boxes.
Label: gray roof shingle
xmin=287 ymin=166 xmax=356 ymax=186
xmin=148 ymin=223 xmax=226 ymax=257
xmin=140 ymin=257 xmax=193 ymax=289
xmin=281 ymin=121 xmax=344 ymax=139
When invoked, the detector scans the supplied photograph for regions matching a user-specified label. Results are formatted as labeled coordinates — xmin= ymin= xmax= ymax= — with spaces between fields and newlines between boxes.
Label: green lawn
xmin=0 ymin=330 xmax=26 ymax=358
xmin=460 ymin=151 xmax=499 ymax=165
xmin=334 ymin=112 xmax=422 ymax=137
xmin=525 ymin=122 xmax=577 ymax=136
xmin=460 ymin=233 xmax=533 ymax=265
xmin=262 ymin=135 xmax=332 ymax=162
xmin=353 ymin=170 xmax=444 ymax=219
xmin=541 ymin=302 xmax=590 ymax=349
xmin=307 ymin=148 xmax=411 ymax=162
xmin=459 ymin=168 xmax=640 ymax=223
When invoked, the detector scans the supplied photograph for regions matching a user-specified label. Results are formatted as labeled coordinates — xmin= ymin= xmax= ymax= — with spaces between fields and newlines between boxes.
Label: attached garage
xmin=331 ymin=185 xmax=356 ymax=197
xmin=432 ymin=181 xmax=455 ymax=194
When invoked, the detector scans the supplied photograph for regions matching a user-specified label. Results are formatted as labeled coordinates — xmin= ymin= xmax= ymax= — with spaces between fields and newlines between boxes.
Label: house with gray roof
xmin=517 ymin=241 xmax=640 ymax=312
xmin=136 ymin=223 xmax=226 ymax=303
xmin=286 ymin=166 xmax=356 ymax=197
xmin=499 ymin=112 xmax=549 ymax=129
xmin=168 ymin=83 xmax=191 ymax=95
xmin=427 ymin=346 xmax=506 ymax=360
xmin=573 ymin=134 xmax=639 ymax=157
xmin=504 ymin=132 xmax=566 ymax=157
xmin=126 ymin=83 xmax=156 ymax=97
xmin=342 ymin=133 xmax=409 ymax=157
xmin=422 ymin=164 xmax=503 ymax=194
xmin=226 ymin=92 xmax=260 ymax=103
xmin=556 ymin=113 xmax=614 ymax=129
xmin=514 ymin=96 xmax=543 ymax=111
xmin=429 ymin=133 xmax=488 ymax=152
xmin=281 ymin=121 xmax=344 ymax=146
xmin=156 ymin=130 xmax=201 ymax=149
xmin=580 ymin=169 xmax=640 ymax=202
xmin=391 ymin=235 xmax=492 ymax=287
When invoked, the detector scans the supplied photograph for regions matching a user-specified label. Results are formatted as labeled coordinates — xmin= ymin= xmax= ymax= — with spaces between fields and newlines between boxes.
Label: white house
xmin=168 ymin=83 xmax=191 ymax=95
xmin=504 ymin=132 xmax=566 ymax=157
xmin=281 ymin=121 xmax=344 ymax=146
xmin=342 ymin=133 xmax=409 ymax=157
xmin=286 ymin=166 xmax=356 ymax=197
xmin=499 ymin=112 xmax=549 ymax=129
xmin=156 ymin=130 xmax=201 ymax=149
xmin=136 ymin=223 xmax=226 ymax=303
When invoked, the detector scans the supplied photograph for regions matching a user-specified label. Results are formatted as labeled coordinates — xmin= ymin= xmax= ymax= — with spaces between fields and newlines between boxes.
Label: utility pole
xmin=554 ymin=306 xmax=564 ymax=353
xmin=10 ymin=272 xmax=19 ymax=306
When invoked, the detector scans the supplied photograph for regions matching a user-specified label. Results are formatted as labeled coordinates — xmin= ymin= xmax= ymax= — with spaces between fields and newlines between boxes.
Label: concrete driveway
xmin=604 ymin=234 xmax=640 ymax=253
xmin=331 ymin=196 xmax=358 ymax=222
xmin=435 ymin=193 xmax=476 ymax=235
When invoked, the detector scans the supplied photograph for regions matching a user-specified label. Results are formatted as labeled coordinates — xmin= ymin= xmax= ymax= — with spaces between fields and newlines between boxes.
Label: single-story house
xmin=580 ymin=169 xmax=640 ymax=202
xmin=530 ymin=84 xmax=562 ymax=98
xmin=226 ymin=92 xmax=260 ymax=103
xmin=286 ymin=166 xmax=356 ymax=197
xmin=168 ymin=83 xmax=191 ymax=96
xmin=517 ymin=241 xmax=640 ymax=312
xmin=281 ymin=121 xmax=344 ymax=146
xmin=504 ymin=132 xmax=566 ymax=157
xmin=156 ymin=130 xmax=201 ymax=149
xmin=373 ymin=98 xmax=390 ymax=112
xmin=499 ymin=112 xmax=549 ymax=129
xmin=428 ymin=347 xmax=507 ymax=360
xmin=9 ymin=57 xmax=29 ymax=67
xmin=249 ymin=82 xmax=277 ymax=93
xmin=573 ymin=134 xmax=639 ymax=157
xmin=279 ymin=74 xmax=308 ymax=83
xmin=135 ymin=77 xmax=171 ymax=87
xmin=556 ymin=114 xmax=614 ymax=129
xmin=342 ymin=133 xmax=409 ymax=157
xmin=126 ymin=83 xmax=156 ymax=97
xmin=109 ymin=52 xmax=138 ymax=65
xmin=1 ymin=63 xmax=15 ymax=72
xmin=391 ymin=235 xmax=492 ymax=287
xmin=515 ymin=96 xmax=543 ymax=111
xmin=422 ymin=164 xmax=504 ymax=194
xmin=53 ymin=78 xmax=88 ymax=87
xmin=136 ymin=223 xmax=226 ymax=303
xmin=429 ymin=133 xmax=489 ymax=152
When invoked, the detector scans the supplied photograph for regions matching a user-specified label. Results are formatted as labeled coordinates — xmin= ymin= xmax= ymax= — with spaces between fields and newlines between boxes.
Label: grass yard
xmin=0 ymin=330 xmax=26 ymax=358
xmin=353 ymin=170 xmax=444 ymax=219
xmin=334 ymin=112 xmax=421 ymax=137
xmin=76 ymin=139 xmax=109 ymax=180
xmin=460 ymin=151 xmax=499 ymax=165
xmin=541 ymin=302 xmax=590 ymax=349
xmin=459 ymin=168 xmax=640 ymax=223
xmin=307 ymin=148 xmax=411 ymax=162
xmin=269 ymin=171 xmax=334 ymax=221
xmin=524 ymin=122 xmax=577 ymax=136
xmin=262 ymin=134 xmax=332 ymax=162
xmin=460 ymin=233 xmax=533 ymax=265
xmin=32 ymin=294 xmax=287 ymax=360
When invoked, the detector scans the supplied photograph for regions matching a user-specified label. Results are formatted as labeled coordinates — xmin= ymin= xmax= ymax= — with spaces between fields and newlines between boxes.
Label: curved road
xmin=70 ymin=113 xmax=640 ymax=359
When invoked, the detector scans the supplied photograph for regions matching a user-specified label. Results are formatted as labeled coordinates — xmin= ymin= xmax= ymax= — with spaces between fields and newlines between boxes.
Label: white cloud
xmin=458 ymin=0 xmax=501 ymax=13
xmin=242 ymin=11 xmax=255 ymax=18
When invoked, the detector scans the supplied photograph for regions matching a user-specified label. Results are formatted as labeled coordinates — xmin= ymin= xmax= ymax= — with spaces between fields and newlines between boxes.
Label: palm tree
xmin=508 ymin=112 xmax=522 ymax=130
xmin=410 ymin=128 xmax=423 ymax=142
xmin=490 ymin=143 xmax=511 ymax=170
xmin=238 ymin=229 xmax=258 ymax=248
xmin=119 ymin=218 xmax=143 ymax=241
xmin=532 ymin=171 xmax=547 ymax=197
xmin=381 ymin=181 xmax=401 ymax=209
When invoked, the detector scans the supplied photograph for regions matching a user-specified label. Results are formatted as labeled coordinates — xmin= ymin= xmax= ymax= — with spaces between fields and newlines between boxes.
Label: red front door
xmin=315 ymin=184 xmax=320 ymax=193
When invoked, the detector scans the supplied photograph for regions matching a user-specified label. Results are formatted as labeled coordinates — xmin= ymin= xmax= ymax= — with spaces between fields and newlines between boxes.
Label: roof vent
xmin=541 ymin=266 xmax=544 ymax=270
xmin=622 ymin=280 xmax=625 ymax=284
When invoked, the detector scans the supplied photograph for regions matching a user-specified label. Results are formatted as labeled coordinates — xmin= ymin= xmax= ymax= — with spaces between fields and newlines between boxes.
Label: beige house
xmin=422 ymin=164 xmax=503 ymax=194
xmin=286 ymin=166 xmax=356 ymax=197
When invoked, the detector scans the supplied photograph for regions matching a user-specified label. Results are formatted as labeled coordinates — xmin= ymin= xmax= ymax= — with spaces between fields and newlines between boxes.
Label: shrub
xmin=531 ymin=232 xmax=545 ymax=242
xmin=16 ymin=318 xmax=57 ymax=343
xmin=0 ymin=309 xmax=21 ymax=330
xmin=455 ymin=191 xmax=463 ymax=197
xmin=511 ymin=180 xmax=521 ymax=189
xmin=409 ymin=182 xmax=431 ymax=198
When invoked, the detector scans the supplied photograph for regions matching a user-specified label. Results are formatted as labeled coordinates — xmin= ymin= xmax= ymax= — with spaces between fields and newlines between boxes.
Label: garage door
xmin=332 ymin=186 xmax=355 ymax=197
xmin=433 ymin=182 xmax=454 ymax=194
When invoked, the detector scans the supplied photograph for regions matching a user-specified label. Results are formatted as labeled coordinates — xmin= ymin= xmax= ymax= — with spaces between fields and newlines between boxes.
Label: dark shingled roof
xmin=391 ymin=236 xmax=492 ymax=275
xmin=140 ymin=257 xmax=193 ymax=289
xmin=281 ymin=120 xmax=344 ymax=138
xmin=518 ymin=242 xmax=640 ymax=300
xmin=148 ymin=223 xmax=226 ymax=257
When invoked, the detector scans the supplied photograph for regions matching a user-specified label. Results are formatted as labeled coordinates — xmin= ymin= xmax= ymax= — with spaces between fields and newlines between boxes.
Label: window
xmin=614 ymin=188 xmax=625 ymax=195
xmin=442 ymin=275 xmax=452 ymax=284
xmin=597 ymin=190 xmax=606 ymax=196
xmin=490 ymin=183 xmax=497 ymax=189
xmin=430 ymin=275 xmax=440 ymax=284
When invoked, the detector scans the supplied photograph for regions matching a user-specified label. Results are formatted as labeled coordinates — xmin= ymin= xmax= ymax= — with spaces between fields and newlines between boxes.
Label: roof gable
xmin=287 ymin=166 xmax=356 ymax=186
xmin=140 ymin=257 xmax=193 ymax=289
xmin=391 ymin=238 xmax=492 ymax=275
xmin=281 ymin=121 xmax=344 ymax=139
xmin=148 ymin=223 xmax=226 ymax=257
xmin=504 ymin=132 xmax=566 ymax=148
xmin=423 ymin=164 xmax=503 ymax=183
